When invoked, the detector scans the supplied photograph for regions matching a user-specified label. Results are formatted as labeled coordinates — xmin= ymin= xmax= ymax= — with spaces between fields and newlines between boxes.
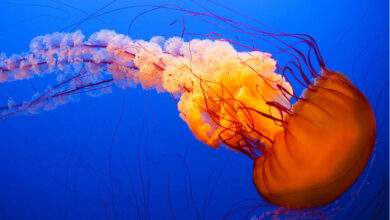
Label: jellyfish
xmin=0 ymin=7 xmax=376 ymax=210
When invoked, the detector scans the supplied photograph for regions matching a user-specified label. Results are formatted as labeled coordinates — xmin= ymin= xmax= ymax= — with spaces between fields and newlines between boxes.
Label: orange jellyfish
xmin=0 ymin=6 xmax=377 ymax=210
xmin=188 ymin=35 xmax=376 ymax=210
xmin=178 ymin=50 xmax=376 ymax=209
xmin=163 ymin=9 xmax=377 ymax=209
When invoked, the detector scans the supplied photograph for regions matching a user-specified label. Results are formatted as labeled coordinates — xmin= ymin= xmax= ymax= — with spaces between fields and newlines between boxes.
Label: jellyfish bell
xmin=252 ymin=69 xmax=376 ymax=208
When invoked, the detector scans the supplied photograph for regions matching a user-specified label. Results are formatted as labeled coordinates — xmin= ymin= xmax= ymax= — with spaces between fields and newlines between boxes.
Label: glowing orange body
xmin=0 ymin=28 xmax=376 ymax=209
xmin=253 ymin=70 xmax=376 ymax=208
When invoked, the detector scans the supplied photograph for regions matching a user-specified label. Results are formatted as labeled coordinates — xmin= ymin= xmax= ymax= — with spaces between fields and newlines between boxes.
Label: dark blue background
xmin=0 ymin=0 xmax=388 ymax=219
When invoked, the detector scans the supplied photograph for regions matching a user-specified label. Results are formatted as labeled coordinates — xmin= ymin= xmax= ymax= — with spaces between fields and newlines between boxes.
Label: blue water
xmin=0 ymin=0 xmax=388 ymax=219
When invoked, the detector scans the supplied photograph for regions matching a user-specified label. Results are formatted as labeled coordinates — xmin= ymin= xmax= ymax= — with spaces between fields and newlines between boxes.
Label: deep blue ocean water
xmin=0 ymin=0 xmax=388 ymax=219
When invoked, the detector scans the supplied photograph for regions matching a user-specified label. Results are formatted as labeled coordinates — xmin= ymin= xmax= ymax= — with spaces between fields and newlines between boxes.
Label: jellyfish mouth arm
xmin=0 ymin=33 xmax=140 ymax=117
xmin=0 ymin=31 xmax=139 ymax=84
xmin=0 ymin=30 xmax=160 ymax=117
xmin=0 ymin=29 xmax=295 ymax=128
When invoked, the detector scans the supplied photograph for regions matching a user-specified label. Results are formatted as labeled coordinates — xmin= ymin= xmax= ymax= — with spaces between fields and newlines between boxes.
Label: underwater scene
xmin=0 ymin=0 xmax=388 ymax=219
